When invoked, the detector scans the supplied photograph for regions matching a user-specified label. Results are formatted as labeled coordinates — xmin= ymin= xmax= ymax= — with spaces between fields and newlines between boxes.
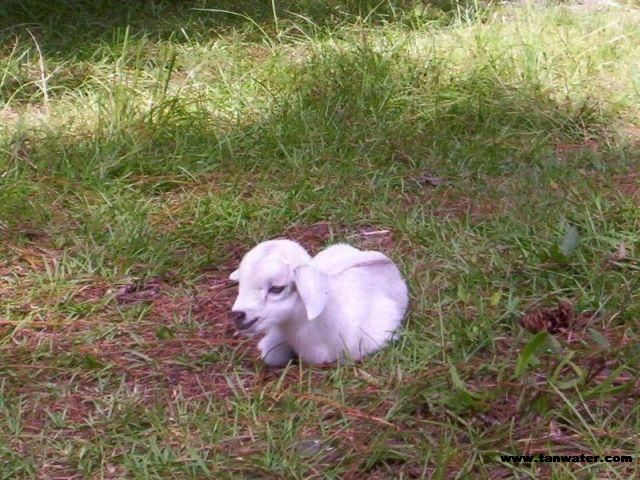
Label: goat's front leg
xmin=258 ymin=328 xmax=296 ymax=367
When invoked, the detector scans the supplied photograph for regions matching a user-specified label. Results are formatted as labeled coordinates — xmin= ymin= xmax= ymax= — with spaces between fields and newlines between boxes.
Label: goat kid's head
xmin=229 ymin=240 xmax=329 ymax=332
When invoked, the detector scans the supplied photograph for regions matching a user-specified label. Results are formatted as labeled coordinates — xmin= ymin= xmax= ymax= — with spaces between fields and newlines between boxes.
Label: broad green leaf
xmin=155 ymin=326 xmax=174 ymax=340
xmin=449 ymin=363 xmax=483 ymax=400
xmin=551 ymin=350 xmax=576 ymax=383
xmin=515 ymin=331 xmax=549 ymax=377
xmin=556 ymin=377 xmax=582 ymax=389
xmin=82 ymin=353 xmax=104 ymax=370
xmin=489 ymin=290 xmax=502 ymax=306
xmin=584 ymin=364 xmax=628 ymax=399
xmin=449 ymin=362 xmax=467 ymax=391
xmin=588 ymin=328 xmax=610 ymax=349
xmin=457 ymin=283 xmax=469 ymax=302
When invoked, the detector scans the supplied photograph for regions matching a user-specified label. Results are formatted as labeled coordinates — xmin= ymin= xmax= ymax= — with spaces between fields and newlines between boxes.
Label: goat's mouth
xmin=236 ymin=317 xmax=259 ymax=330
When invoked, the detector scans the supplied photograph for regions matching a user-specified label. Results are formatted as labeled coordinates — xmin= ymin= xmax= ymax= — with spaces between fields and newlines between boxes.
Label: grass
xmin=1 ymin=0 xmax=640 ymax=478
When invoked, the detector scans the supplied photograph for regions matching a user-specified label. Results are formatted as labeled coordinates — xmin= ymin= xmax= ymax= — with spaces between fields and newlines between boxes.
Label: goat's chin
xmin=253 ymin=316 xmax=287 ymax=333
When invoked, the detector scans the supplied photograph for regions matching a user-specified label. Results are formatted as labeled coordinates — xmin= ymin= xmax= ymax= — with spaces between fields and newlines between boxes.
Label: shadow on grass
xmin=8 ymin=43 xmax=608 ymax=180
xmin=0 ymin=0 xmax=465 ymax=58
xmin=259 ymin=46 xmax=608 ymax=175
xmin=1 ymin=44 xmax=613 ymax=272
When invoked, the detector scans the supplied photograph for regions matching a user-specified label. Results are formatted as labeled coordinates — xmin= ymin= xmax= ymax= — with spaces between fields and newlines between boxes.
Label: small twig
xmin=361 ymin=229 xmax=390 ymax=237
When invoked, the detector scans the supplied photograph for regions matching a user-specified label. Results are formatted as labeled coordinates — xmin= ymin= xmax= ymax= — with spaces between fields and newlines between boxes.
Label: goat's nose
xmin=230 ymin=310 xmax=246 ymax=328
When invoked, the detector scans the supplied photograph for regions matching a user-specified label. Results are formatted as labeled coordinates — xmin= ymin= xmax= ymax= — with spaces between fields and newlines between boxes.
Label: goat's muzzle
xmin=230 ymin=310 xmax=258 ymax=330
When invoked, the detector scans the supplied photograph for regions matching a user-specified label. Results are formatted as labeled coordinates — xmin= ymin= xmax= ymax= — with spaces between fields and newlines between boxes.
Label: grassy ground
xmin=1 ymin=0 xmax=639 ymax=478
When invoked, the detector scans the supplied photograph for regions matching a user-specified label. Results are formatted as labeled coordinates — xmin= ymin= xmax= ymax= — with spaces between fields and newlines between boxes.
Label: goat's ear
xmin=293 ymin=264 xmax=329 ymax=321
xmin=229 ymin=269 xmax=240 ymax=282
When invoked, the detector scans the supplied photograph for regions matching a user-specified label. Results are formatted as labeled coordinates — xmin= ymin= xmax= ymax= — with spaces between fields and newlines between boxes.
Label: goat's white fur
xmin=229 ymin=239 xmax=408 ymax=366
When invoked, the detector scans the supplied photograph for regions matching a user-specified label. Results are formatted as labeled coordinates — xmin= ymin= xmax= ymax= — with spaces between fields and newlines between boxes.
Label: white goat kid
xmin=229 ymin=239 xmax=408 ymax=366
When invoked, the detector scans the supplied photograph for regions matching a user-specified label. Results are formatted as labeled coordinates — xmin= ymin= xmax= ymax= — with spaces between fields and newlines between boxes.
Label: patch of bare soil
xmin=613 ymin=171 xmax=640 ymax=203
xmin=284 ymin=221 xmax=334 ymax=253
xmin=473 ymin=303 xmax=639 ymax=447
xmin=115 ymin=277 xmax=165 ymax=304
xmin=403 ymin=185 xmax=504 ymax=220
xmin=2 ymin=269 xmax=246 ymax=436
xmin=3 ymin=243 xmax=63 ymax=274
xmin=518 ymin=301 xmax=636 ymax=353
xmin=352 ymin=227 xmax=397 ymax=252
xmin=282 ymin=221 xmax=403 ymax=254
xmin=2 ymin=222 xmax=406 ymax=436
xmin=102 ymin=273 xmax=245 ymax=396
xmin=554 ymin=139 xmax=599 ymax=157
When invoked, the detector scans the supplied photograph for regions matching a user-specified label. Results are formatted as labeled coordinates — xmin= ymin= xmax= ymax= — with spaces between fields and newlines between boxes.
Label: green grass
xmin=1 ymin=0 xmax=640 ymax=478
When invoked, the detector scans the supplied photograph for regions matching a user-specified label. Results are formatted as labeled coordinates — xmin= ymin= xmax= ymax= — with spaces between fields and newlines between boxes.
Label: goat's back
xmin=313 ymin=243 xmax=409 ymax=321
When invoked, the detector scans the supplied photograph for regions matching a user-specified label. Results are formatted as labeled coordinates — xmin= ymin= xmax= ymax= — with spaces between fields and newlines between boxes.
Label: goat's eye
xmin=268 ymin=285 xmax=286 ymax=295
